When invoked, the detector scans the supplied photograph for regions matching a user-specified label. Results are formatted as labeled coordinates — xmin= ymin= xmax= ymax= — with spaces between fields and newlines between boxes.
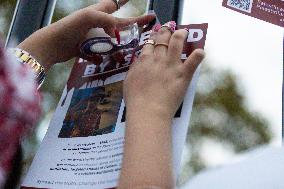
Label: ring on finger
xmin=155 ymin=43 xmax=169 ymax=48
xmin=144 ymin=39 xmax=156 ymax=46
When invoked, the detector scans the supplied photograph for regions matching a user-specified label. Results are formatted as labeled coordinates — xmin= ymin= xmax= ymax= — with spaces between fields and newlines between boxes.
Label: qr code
xmin=227 ymin=0 xmax=253 ymax=13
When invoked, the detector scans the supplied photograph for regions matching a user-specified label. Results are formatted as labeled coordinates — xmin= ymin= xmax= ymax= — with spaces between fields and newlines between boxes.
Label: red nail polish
xmin=114 ymin=29 xmax=121 ymax=45
xmin=168 ymin=21 xmax=176 ymax=28
xmin=161 ymin=21 xmax=176 ymax=32
xmin=153 ymin=24 xmax=161 ymax=32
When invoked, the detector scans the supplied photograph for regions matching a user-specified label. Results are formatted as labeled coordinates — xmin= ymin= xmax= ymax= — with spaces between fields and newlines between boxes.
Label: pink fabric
xmin=0 ymin=42 xmax=41 ymax=187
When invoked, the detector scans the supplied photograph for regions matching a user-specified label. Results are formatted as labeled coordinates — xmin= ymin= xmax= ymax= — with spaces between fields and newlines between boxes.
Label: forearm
xmin=15 ymin=0 xmax=152 ymax=72
xmin=17 ymin=28 xmax=55 ymax=72
xmin=118 ymin=105 xmax=175 ymax=189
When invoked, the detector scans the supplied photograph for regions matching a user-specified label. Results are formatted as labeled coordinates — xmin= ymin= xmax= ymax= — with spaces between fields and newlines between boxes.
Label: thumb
xmin=115 ymin=14 xmax=156 ymax=28
xmin=86 ymin=12 xmax=155 ymax=34
xmin=184 ymin=49 xmax=205 ymax=77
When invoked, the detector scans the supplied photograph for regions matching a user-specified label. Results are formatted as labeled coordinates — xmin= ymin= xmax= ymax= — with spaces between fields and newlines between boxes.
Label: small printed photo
xmin=58 ymin=82 xmax=123 ymax=138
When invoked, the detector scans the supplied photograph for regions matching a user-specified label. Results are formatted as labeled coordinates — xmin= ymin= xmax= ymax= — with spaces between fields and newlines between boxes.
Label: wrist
xmin=10 ymin=48 xmax=46 ymax=88
xmin=126 ymin=101 xmax=173 ymax=122
xmin=17 ymin=33 xmax=55 ymax=72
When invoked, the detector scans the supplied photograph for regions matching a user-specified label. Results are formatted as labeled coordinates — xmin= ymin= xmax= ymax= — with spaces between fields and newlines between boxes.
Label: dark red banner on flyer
xmin=222 ymin=0 xmax=284 ymax=27
xmin=61 ymin=22 xmax=208 ymax=106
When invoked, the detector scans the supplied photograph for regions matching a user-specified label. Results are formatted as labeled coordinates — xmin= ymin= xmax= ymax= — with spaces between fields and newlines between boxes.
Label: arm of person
xmin=16 ymin=0 xmax=155 ymax=72
xmin=119 ymin=104 xmax=174 ymax=189
xmin=118 ymin=25 xmax=205 ymax=188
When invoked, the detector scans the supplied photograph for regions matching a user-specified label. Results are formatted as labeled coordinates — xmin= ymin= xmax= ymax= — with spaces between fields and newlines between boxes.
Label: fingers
xmin=104 ymin=14 xmax=155 ymax=37
xmin=154 ymin=27 xmax=172 ymax=57
xmin=91 ymin=13 xmax=155 ymax=35
xmin=90 ymin=0 xmax=129 ymax=14
xmin=83 ymin=6 xmax=155 ymax=29
xmin=141 ymin=32 xmax=158 ymax=56
xmin=115 ymin=14 xmax=156 ymax=28
xmin=168 ymin=29 xmax=188 ymax=60
xmin=183 ymin=49 xmax=205 ymax=76
xmin=85 ymin=11 xmax=116 ymax=28
xmin=153 ymin=21 xmax=176 ymax=58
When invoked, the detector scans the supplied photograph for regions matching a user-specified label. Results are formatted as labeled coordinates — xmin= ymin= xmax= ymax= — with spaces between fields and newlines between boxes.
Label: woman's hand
xmin=119 ymin=25 xmax=205 ymax=189
xmin=123 ymin=27 xmax=205 ymax=119
xmin=17 ymin=0 xmax=155 ymax=71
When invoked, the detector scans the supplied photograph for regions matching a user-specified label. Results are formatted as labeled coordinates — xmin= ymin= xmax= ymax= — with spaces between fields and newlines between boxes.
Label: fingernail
xmin=169 ymin=21 xmax=177 ymax=28
xmin=153 ymin=24 xmax=161 ymax=32
xmin=161 ymin=21 xmax=176 ymax=32
xmin=114 ymin=29 xmax=121 ymax=45
xmin=184 ymin=28 xmax=189 ymax=32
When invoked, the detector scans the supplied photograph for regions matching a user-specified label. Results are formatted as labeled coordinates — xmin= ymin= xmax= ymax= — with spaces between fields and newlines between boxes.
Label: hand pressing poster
xmin=223 ymin=0 xmax=284 ymax=27
xmin=21 ymin=16 xmax=208 ymax=189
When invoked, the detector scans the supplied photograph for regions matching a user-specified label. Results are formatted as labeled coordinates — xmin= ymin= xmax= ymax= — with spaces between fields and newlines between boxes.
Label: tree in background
xmin=178 ymin=65 xmax=271 ymax=184
xmin=0 ymin=0 xmax=17 ymax=38
xmin=0 ymin=0 xmax=272 ymax=186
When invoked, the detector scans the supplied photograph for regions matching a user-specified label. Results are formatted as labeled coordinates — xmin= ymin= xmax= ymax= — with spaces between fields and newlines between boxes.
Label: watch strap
xmin=10 ymin=48 xmax=46 ymax=88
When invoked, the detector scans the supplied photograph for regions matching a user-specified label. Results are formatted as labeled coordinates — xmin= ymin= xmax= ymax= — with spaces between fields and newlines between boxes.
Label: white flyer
xmin=21 ymin=18 xmax=208 ymax=189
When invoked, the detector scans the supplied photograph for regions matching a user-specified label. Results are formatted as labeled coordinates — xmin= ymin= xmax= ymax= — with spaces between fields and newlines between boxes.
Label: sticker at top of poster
xmin=222 ymin=0 xmax=284 ymax=27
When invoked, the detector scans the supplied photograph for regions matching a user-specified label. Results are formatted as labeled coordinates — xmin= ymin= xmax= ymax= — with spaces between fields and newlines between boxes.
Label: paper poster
xmin=21 ymin=19 xmax=208 ymax=189
xmin=222 ymin=0 xmax=284 ymax=27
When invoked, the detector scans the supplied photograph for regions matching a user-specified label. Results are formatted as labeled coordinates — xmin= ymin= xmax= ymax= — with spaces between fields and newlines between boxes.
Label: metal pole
xmin=5 ymin=0 xmax=57 ymax=48
xmin=282 ymin=36 xmax=284 ymax=143
xmin=150 ymin=0 xmax=181 ymax=23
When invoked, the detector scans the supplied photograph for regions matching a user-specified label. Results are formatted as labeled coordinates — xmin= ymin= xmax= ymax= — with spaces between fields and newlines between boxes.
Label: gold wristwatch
xmin=10 ymin=48 xmax=46 ymax=88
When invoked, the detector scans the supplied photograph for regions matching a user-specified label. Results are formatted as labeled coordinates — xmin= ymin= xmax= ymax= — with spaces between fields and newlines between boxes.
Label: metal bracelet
xmin=10 ymin=48 xmax=46 ymax=89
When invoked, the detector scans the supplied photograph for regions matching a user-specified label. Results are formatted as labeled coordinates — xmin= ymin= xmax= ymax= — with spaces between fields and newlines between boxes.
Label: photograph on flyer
xmin=59 ymin=82 xmax=123 ymax=138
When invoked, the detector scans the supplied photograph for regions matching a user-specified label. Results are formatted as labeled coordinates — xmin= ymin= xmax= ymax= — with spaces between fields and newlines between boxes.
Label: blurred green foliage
xmin=181 ymin=65 xmax=271 ymax=183
xmin=0 ymin=0 xmax=16 ymax=39
xmin=0 ymin=0 xmax=272 ymax=186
